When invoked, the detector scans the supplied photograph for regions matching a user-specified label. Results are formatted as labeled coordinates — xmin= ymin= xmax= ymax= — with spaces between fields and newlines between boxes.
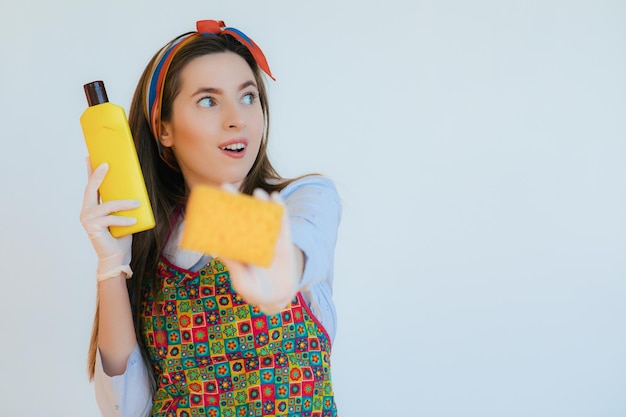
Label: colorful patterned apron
xmin=142 ymin=256 xmax=338 ymax=417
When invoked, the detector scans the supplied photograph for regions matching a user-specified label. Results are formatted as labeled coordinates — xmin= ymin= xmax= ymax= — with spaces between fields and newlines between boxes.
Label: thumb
xmin=220 ymin=256 xmax=247 ymax=279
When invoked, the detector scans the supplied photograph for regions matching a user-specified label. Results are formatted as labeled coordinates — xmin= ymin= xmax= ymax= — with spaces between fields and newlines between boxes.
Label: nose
xmin=223 ymin=101 xmax=246 ymax=130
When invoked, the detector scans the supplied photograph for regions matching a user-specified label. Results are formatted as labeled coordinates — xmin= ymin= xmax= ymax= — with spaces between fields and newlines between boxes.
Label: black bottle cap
xmin=84 ymin=81 xmax=109 ymax=106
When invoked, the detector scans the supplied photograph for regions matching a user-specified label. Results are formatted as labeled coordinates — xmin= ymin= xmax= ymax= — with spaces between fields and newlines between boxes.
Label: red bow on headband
xmin=196 ymin=20 xmax=275 ymax=81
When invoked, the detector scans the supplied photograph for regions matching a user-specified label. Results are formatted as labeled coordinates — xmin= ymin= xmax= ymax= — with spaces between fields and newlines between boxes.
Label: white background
xmin=0 ymin=1 xmax=625 ymax=416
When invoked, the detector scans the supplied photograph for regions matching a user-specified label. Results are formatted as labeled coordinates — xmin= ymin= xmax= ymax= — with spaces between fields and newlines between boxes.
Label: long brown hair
xmin=88 ymin=33 xmax=299 ymax=380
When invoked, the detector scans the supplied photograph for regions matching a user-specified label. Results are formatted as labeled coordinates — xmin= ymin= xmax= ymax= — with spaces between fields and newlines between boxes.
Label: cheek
xmin=249 ymin=117 xmax=264 ymax=159
xmin=252 ymin=110 xmax=265 ymax=136
xmin=175 ymin=117 xmax=216 ymax=147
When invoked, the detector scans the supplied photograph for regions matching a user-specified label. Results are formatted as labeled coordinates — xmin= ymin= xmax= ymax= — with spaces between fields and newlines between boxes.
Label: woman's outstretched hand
xmin=221 ymin=187 xmax=303 ymax=315
xmin=79 ymin=159 xmax=139 ymax=281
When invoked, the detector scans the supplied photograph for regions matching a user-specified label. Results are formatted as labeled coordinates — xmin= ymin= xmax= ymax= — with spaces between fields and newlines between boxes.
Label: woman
xmin=80 ymin=20 xmax=341 ymax=417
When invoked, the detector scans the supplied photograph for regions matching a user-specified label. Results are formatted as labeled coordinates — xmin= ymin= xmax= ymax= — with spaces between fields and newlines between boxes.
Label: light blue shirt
xmin=94 ymin=176 xmax=342 ymax=417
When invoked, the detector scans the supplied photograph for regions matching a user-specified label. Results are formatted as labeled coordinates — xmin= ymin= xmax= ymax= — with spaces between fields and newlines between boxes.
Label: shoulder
xmin=278 ymin=175 xmax=342 ymax=226
xmin=279 ymin=175 xmax=340 ymax=203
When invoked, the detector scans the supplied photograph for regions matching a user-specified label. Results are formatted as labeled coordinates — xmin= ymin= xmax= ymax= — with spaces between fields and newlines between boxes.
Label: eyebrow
xmin=191 ymin=80 xmax=258 ymax=97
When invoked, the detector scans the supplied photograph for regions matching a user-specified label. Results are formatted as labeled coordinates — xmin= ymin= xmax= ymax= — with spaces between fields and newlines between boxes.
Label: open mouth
xmin=220 ymin=143 xmax=246 ymax=153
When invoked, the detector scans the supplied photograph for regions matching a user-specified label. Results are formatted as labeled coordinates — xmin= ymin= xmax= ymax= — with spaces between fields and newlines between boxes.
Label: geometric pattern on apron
xmin=141 ymin=257 xmax=338 ymax=417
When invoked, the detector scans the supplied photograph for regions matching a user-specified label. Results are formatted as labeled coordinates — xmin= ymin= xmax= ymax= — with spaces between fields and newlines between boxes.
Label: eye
xmin=241 ymin=92 xmax=258 ymax=105
xmin=198 ymin=96 xmax=216 ymax=108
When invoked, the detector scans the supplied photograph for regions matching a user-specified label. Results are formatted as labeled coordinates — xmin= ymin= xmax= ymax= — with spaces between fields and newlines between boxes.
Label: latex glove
xmin=79 ymin=160 xmax=139 ymax=281
xmin=221 ymin=187 xmax=302 ymax=315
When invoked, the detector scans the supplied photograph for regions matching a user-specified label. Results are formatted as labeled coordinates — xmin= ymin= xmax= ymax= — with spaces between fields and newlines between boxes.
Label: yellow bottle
xmin=80 ymin=80 xmax=155 ymax=237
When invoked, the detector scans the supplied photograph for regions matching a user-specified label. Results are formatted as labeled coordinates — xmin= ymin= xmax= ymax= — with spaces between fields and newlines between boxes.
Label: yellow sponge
xmin=180 ymin=186 xmax=284 ymax=267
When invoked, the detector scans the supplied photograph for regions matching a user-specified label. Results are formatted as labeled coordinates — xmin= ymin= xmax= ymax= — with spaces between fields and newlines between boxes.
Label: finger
xmin=90 ymin=213 xmax=138 ymax=229
xmin=85 ymin=156 xmax=95 ymax=177
xmin=97 ymin=199 xmax=141 ymax=215
xmin=85 ymin=157 xmax=92 ymax=177
xmin=82 ymin=163 xmax=108 ymax=209
xmin=221 ymin=183 xmax=238 ymax=194
xmin=252 ymin=188 xmax=270 ymax=201
xmin=269 ymin=191 xmax=284 ymax=205
xmin=83 ymin=213 xmax=138 ymax=236
xmin=81 ymin=214 xmax=137 ymax=234
xmin=81 ymin=200 xmax=140 ymax=226
xmin=220 ymin=256 xmax=251 ymax=290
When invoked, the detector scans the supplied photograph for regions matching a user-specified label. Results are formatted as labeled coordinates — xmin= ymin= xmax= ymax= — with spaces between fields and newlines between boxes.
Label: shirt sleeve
xmin=94 ymin=345 xmax=153 ymax=417
xmin=281 ymin=176 xmax=342 ymax=290
xmin=281 ymin=176 xmax=342 ymax=342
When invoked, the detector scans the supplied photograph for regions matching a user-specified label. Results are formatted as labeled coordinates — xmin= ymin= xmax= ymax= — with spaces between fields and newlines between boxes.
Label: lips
xmin=218 ymin=138 xmax=248 ymax=159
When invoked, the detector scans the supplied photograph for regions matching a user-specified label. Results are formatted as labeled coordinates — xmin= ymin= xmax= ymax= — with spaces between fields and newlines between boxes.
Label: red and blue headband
xmin=144 ymin=20 xmax=275 ymax=166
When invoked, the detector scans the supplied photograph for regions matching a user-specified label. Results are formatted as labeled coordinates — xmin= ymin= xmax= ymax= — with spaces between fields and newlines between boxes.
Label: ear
xmin=159 ymin=121 xmax=173 ymax=148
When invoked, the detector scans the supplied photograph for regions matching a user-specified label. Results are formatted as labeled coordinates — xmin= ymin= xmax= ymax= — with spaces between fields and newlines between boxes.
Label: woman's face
xmin=160 ymin=51 xmax=264 ymax=190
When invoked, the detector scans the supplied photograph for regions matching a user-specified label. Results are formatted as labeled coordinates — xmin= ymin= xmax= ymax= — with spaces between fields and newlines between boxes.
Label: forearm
xmin=97 ymin=275 xmax=138 ymax=376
